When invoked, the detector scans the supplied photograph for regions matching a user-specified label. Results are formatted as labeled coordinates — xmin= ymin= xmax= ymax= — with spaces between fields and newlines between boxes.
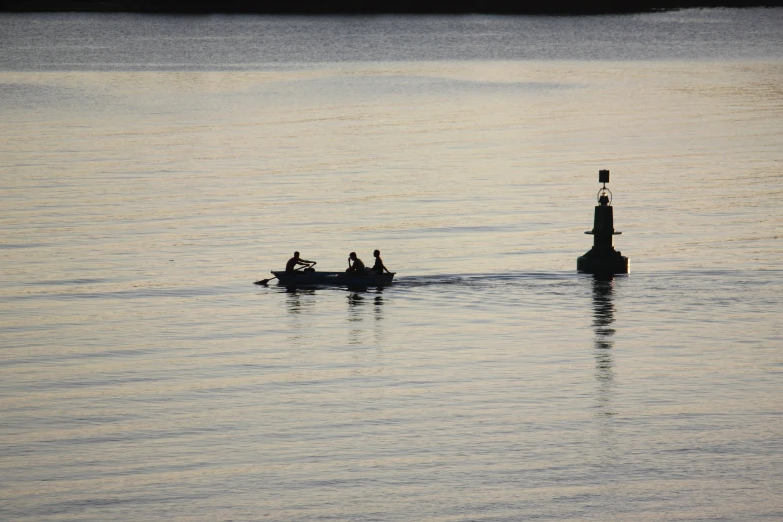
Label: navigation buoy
xmin=577 ymin=169 xmax=630 ymax=275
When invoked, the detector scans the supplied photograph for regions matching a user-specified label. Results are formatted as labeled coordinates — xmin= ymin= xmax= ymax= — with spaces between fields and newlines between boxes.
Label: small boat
xmin=270 ymin=270 xmax=395 ymax=287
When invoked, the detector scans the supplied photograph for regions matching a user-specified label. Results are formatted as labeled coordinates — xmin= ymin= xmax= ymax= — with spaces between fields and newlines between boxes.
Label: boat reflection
xmin=279 ymin=287 xmax=318 ymax=345
xmin=347 ymin=291 xmax=365 ymax=310
xmin=347 ymin=288 xmax=386 ymax=345
xmin=283 ymin=286 xmax=316 ymax=314
xmin=347 ymin=288 xmax=385 ymax=307
xmin=277 ymin=284 xmax=387 ymax=345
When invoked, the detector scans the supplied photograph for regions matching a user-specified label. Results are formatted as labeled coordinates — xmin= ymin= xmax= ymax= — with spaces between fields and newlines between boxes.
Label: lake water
xmin=1 ymin=9 xmax=782 ymax=521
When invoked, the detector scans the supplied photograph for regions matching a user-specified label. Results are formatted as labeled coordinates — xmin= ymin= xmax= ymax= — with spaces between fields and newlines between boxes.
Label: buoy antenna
xmin=597 ymin=169 xmax=612 ymax=206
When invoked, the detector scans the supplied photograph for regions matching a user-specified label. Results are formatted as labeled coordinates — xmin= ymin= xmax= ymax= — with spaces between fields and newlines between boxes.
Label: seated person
xmin=345 ymin=252 xmax=365 ymax=274
xmin=372 ymin=249 xmax=390 ymax=274
xmin=286 ymin=251 xmax=314 ymax=273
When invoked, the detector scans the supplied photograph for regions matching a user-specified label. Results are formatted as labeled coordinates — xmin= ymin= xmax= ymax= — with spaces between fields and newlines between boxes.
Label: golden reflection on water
xmin=2 ymin=22 xmax=783 ymax=519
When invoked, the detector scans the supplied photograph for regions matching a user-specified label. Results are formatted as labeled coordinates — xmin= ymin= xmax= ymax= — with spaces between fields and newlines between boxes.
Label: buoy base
xmin=577 ymin=254 xmax=629 ymax=275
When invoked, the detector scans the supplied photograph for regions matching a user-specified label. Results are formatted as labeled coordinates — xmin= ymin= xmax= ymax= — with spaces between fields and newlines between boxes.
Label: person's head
xmin=349 ymin=252 xmax=357 ymax=260
xmin=294 ymin=251 xmax=300 ymax=259
xmin=374 ymin=250 xmax=380 ymax=257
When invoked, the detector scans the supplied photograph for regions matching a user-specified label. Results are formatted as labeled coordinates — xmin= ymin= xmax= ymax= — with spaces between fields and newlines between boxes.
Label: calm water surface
xmin=1 ymin=9 xmax=782 ymax=521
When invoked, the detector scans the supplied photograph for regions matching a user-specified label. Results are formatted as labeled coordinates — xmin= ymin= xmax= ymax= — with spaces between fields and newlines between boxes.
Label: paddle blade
xmin=254 ymin=277 xmax=275 ymax=285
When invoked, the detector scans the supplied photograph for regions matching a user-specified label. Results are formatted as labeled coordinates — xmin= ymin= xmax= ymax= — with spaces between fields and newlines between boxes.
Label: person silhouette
xmin=286 ymin=251 xmax=314 ymax=273
xmin=346 ymin=252 xmax=365 ymax=274
xmin=371 ymin=249 xmax=390 ymax=275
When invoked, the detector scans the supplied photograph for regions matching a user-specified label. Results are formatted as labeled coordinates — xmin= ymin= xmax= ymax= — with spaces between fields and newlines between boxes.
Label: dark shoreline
xmin=3 ymin=0 xmax=782 ymax=14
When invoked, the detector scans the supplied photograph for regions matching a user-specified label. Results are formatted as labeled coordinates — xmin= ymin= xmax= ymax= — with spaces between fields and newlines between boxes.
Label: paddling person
xmin=286 ymin=251 xmax=314 ymax=274
xmin=372 ymin=249 xmax=390 ymax=275
xmin=346 ymin=252 xmax=366 ymax=274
